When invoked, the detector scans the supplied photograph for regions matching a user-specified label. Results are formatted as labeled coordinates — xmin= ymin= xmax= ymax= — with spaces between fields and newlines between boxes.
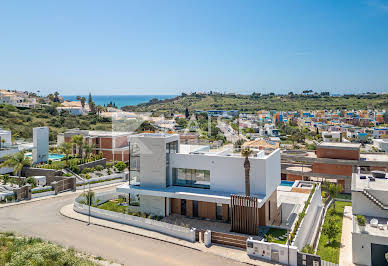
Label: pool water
xmin=26 ymin=153 xmax=65 ymax=160
xmin=280 ymin=180 xmax=294 ymax=187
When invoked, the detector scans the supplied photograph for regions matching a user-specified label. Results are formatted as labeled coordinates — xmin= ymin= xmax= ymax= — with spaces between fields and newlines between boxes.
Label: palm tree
xmin=58 ymin=142 xmax=72 ymax=166
xmin=328 ymin=183 xmax=343 ymax=209
xmin=0 ymin=151 xmax=31 ymax=187
xmin=1 ymin=174 xmax=10 ymax=185
xmin=241 ymin=147 xmax=253 ymax=196
xmin=83 ymin=141 xmax=96 ymax=159
xmin=72 ymin=135 xmax=84 ymax=158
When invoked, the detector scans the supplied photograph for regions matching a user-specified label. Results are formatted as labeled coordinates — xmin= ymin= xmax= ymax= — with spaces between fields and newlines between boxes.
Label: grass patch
xmin=97 ymin=200 xmax=163 ymax=221
xmin=335 ymin=193 xmax=351 ymax=201
xmin=0 ymin=232 xmax=97 ymax=265
xmin=317 ymin=201 xmax=352 ymax=263
xmin=31 ymin=188 xmax=53 ymax=194
xmin=265 ymin=228 xmax=288 ymax=244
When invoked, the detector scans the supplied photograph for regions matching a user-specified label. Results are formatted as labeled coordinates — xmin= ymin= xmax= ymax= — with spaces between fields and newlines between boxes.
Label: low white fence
xmin=74 ymin=192 xmax=196 ymax=243
xmin=247 ymin=239 xmax=298 ymax=266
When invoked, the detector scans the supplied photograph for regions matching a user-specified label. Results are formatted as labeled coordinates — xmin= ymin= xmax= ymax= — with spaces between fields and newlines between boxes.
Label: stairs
xmin=362 ymin=190 xmax=388 ymax=210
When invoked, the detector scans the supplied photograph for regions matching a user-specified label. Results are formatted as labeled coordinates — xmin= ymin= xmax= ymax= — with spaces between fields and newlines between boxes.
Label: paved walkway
xmin=339 ymin=206 xmax=355 ymax=266
xmin=61 ymin=204 xmax=282 ymax=266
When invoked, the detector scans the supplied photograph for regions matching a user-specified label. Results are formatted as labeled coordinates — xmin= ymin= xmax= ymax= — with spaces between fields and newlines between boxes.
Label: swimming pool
xmin=280 ymin=180 xmax=295 ymax=187
xmin=26 ymin=153 xmax=65 ymax=160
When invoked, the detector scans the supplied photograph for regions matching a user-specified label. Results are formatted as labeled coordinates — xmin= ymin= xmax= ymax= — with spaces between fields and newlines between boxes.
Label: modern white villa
xmin=117 ymin=133 xmax=281 ymax=226
xmin=352 ymin=170 xmax=388 ymax=266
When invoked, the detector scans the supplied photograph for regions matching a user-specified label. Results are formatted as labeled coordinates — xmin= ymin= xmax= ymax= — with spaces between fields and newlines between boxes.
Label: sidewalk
xmin=339 ymin=206 xmax=355 ymax=266
xmin=0 ymin=182 xmax=125 ymax=209
xmin=61 ymin=204 xmax=281 ymax=266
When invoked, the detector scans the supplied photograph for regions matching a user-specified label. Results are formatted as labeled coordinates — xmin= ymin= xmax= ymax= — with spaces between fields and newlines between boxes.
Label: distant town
xmin=1 ymin=89 xmax=388 ymax=266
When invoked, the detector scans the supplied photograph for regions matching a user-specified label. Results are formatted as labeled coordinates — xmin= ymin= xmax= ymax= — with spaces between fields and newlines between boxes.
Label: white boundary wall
xmin=247 ymin=239 xmax=298 ymax=266
xmin=74 ymin=192 xmax=196 ymax=242
xmin=292 ymin=184 xmax=323 ymax=250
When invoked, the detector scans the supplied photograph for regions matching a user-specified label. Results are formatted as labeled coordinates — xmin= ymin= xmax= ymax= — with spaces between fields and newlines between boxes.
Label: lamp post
xmin=88 ymin=182 xmax=91 ymax=225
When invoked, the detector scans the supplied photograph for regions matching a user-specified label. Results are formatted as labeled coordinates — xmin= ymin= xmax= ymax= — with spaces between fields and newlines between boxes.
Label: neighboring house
xmin=242 ymin=138 xmax=279 ymax=151
xmin=0 ymin=90 xmax=37 ymax=108
xmin=373 ymin=139 xmax=388 ymax=152
xmin=321 ymin=131 xmax=342 ymax=142
xmin=117 ymin=133 xmax=281 ymax=226
xmin=352 ymin=171 xmax=388 ymax=266
xmin=60 ymin=129 xmax=131 ymax=162
xmin=56 ymin=101 xmax=89 ymax=115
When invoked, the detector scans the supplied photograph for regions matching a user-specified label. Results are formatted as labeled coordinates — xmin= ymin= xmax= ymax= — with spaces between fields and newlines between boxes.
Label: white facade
xmin=117 ymin=133 xmax=281 ymax=217
xmin=322 ymin=131 xmax=342 ymax=142
xmin=32 ymin=127 xmax=49 ymax=164
xmin=0 ymin=129 xmax=12 ymax=146
xmin=351 ymin=173 xmax=388 ymax=265
xmin=373 ymin=139 xmax=388 ymax=152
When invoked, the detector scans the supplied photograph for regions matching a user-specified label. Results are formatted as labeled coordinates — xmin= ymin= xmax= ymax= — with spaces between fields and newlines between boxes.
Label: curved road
xmin=0 ymin=188 xmax=243 ymax=266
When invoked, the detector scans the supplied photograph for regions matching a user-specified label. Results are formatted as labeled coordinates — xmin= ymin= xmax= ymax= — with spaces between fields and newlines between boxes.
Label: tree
xmin=0 ymin=151 xmax=31 ymax=186
xmin=83 ymin=141 xmax=96 ymax=159
xmin=1 ymin=174 xmax=10 ymax=185
xmin=185 ymin=107 xmax=189 ymax=119
xmin=115 ymin=161 xmax=126 ymax=172
xmin=241 ymin=147 xmax=252 ymax=196
xmin=322 ymin=217 xmax=340 ymax=244
xmin=327 ymin=183 xmax=343 ymax=209
xmin=58 ymin=142 xmax=72 ymax=166
xmin=71 ymin=135 xmax=84 ymax=157
xmin=25 ymin=177 xmax=37 ymax=188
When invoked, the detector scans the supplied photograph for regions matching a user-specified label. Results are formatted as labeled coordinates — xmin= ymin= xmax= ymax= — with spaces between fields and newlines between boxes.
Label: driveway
xmin=339 ymin=206 xmax=355 ymax=266
xmin=0 ymin=188 xmax=243 ymax=266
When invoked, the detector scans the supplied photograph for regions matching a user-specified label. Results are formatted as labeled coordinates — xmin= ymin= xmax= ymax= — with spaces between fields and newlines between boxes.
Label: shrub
xmin=69 ymin=165 xmax=80 ymax=174
xmin=302 ymin=245 xmax=315 ymax=254
xmin=322 ymin=217 xmax=340 ymax=244
xmin=106 ymin=163 xmax=113 ymax=169
xmin=95 ymin=165 xmax=104 ymax=171
xmin=114 ymin=161 xmax=126 ymax=172
xmin=25 ymin=177 xmax=37 ymax=188
xmin=82 ymin=168 xmax=94 ymax=174
xmin=356 ymin=215 xmax=366 ymax=226
xmin=63 ymin=173 xmax=72 ymax=177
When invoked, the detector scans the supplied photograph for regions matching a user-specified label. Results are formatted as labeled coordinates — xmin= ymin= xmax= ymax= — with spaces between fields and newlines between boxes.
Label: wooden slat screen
xmin=231 ymin=194 xmax=260 ymax=235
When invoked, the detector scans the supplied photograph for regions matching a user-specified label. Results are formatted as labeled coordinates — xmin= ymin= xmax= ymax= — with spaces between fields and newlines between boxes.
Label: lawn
xmin=316 ymin=201 xmax=352 ymax=263
xmin=335 ymin=193 xmax=352 ymax=201
xmin=265 ymin=228 xmax=288 ymax=244
xmin=97 ymin=200 xmax=163 ymax=221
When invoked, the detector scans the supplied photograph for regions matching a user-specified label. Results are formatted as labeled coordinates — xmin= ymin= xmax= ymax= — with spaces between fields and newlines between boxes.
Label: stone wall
xmin=78 ymin=159 xmax=106 ymax=171
xmin=22 ymin=167 xmax=63 ymax=178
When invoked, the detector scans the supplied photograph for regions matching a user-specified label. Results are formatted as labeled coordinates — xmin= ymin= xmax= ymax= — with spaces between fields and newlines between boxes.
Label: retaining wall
xmin=78 ymin=159 xmax=106 ymax=172
xmin=74 ymin=192 xmax=196 ymax=242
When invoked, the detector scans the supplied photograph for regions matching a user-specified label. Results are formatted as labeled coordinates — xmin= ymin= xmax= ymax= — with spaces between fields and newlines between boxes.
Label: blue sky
xmin=0 ymin=0 xmax=388 ymax=95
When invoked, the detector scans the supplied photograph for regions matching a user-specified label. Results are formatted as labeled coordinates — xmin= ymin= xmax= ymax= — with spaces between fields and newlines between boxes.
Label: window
xmin=172 ymin=168 xmax=210 ymax=189
xmin=216 ymin=203 xmax=222 ymax=220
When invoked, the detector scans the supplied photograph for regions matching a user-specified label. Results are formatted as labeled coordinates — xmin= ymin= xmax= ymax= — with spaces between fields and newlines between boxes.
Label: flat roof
xmin=318 ymin=142 xmax=361 ymax=150
xmin=352 ymin=173 xmax=388 ymax=191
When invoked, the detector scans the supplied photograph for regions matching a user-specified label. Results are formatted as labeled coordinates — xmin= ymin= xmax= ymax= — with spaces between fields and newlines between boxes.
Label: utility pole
xmin=88 ymin=182 xmax=91 ymax=225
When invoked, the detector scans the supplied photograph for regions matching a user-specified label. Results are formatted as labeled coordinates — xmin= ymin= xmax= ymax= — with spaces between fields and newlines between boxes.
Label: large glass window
xmin=172 ymin=168 xmax=210 ymax=189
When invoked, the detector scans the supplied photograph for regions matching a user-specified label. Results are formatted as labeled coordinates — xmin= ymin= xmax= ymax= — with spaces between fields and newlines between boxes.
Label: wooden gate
xmin=211 ymin=231 xmax=247 ymax=249
xmin=231 ymin=194 xmax=260 ymax=235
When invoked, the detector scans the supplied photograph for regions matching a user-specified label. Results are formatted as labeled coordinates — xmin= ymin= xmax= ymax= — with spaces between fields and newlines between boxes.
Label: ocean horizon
xmin=63 ymin=95 xmax=177 ymax=108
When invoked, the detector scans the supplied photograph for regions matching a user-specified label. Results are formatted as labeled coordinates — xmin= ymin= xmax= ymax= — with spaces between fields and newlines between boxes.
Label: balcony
xmin=353 ymin=215 xmax=388 ymax=237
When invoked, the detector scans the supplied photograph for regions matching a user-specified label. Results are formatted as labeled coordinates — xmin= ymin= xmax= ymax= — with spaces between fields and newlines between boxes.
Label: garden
xmin=316 ymin=200 xmax=352 ymax=263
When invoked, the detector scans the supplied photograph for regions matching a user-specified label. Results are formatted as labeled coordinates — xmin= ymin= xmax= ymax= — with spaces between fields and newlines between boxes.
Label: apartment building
xmin=352 ymin=171 xmax=388 ymax=265
xmin=117 ymin=133 xmax=280 ymax=226
xmin=59 ymin=129 xmax=131 ymax=162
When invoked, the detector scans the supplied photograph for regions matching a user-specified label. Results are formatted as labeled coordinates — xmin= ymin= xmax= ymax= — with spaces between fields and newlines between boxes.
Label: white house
xmin=351 ymin=171 xmax=388 ymax=265
xmin=321 ymin=131 xmax=342 ymax=142
xmin=117 ymin=133 xmax=281 ymax=225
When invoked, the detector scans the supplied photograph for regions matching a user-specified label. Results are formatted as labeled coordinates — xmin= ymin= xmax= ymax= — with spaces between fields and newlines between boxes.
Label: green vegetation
xmin=114 ymin=161 xmax=126 ymax=172
xmin=335 ymin=193 xmax=351 ymax=201
xmin=317 ymin=201 xmax=352 ymax=263
xmin=76 ymin=176 xmax=122 ymax=187
xmin=356 ymin=214 xmax=366 ymax=226
xmin=301 ymin=245 xmax=315 ymax=254
xmin=31 ymin=187 xmax=53 ymax=194
xmin=0 ymin=103 xmax=112 ymax=141
xmin=34 ymin=153 xmax=103 ymax=170
xmin=265 ymin=228 xmax=288 ymax=244
xmin=0 ymin=232 xmax=97 ymax=265
xmin=0 ymin=151 xmax=31 ymax=186
xmin=122 ymin=93 xmax=388 ymax=114
xmin=97 ymin=199 xmax=164 ymax=221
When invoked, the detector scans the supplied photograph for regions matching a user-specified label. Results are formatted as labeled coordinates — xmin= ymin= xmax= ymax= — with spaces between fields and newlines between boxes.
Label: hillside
xmin=122 ymin=93 xmax=388 ymax=114
xmin=0 ymin=104 xmax=112 ymax=142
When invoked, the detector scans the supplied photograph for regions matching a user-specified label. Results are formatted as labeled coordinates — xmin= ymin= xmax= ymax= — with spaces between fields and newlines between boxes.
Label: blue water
xmin=27 ymin=153 xmax=64 ymax=160
xmin=280 ymin=180 xmax=294 ymax=187
xmin=63 ymin=95 xmax=177 ymax=108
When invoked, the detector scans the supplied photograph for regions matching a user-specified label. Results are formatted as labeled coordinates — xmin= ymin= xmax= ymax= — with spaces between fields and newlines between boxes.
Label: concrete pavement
xmin=61 ymin=204 xmax=281 ymax=266
xmin=339 ymin=206 xmax=355 ymax=266
xmin=0 ymin=186 xmax=280 ymax=266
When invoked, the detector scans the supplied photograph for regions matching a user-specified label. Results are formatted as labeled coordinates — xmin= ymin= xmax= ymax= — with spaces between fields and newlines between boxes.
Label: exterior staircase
xmin=362 ymin=190 xmax=388 ymax=210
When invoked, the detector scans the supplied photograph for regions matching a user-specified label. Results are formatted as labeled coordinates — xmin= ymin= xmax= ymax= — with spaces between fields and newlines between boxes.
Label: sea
xmin=62 ymin=95 xmax=177 ymax=108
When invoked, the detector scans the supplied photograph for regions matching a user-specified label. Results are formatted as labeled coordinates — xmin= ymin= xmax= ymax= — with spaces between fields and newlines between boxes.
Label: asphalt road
xmin=0 ymin=189 xmax=243 ymax=266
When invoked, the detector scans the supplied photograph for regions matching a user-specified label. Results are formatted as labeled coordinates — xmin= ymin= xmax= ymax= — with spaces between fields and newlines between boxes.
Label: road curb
xmin=59 ymin=204 xmax=202 ymax=252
